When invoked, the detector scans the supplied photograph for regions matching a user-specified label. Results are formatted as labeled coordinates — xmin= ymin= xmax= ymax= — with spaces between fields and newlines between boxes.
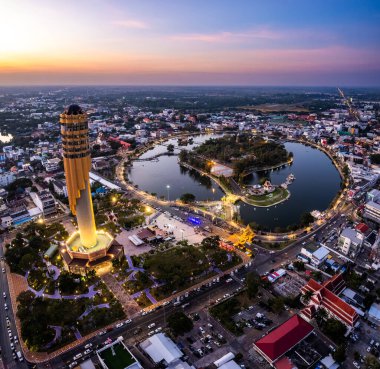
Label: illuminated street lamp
xmin=180 ymin=229 xmax=184 ymax=241
xmin=166 ymin=185 xmax=170 ymax=201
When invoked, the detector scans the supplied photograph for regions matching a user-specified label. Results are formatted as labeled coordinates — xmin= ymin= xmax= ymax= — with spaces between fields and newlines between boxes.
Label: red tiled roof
xmin=323 ymin=273 xmax=345 ymax=294
xmin=254 ymin=315 xmax=314 ymax=362
xmin=301 ymin=276 xmax=359 ymax=326
xmin=355 ymin=223 xmax=369 ymax=234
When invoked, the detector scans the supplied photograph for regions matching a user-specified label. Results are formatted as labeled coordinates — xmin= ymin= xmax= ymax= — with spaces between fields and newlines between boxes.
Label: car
xmin=10 ymin=343 xmax=14 ymax=350
xmin=125 ymin=319 xmax=132 ymax=324
xmin=115 ymin=322 xmax=124 ymax=328
xmin=13 ymin=336 xmax=18 ymax=343
xmin=83 ymin=349 xmax=92 ymax=355
xmin=98 ymin=330 xmax=106 ymax=336
xmin=12 ymin=353 xmax=17 ymax=360
xmin=3 ymin=292 xmax=6 ymax=298
xmin=367 ymin=346 xmax=372 ymax=352
xmin=155 ymin=327 xmax=162 ymax=333
xmin=73 ymin=353 xmax=83 ymax=360
xmin=226 ymin=278 xmax=233 ymax=283
xmin=84 ymin=343 xmax=93 ymax=349
xmin=353 ymin=361 xmax=361 ymax=369
xmin=69 ymin=362 xmax=78 ymax=369
xmin=148 ymin=330 xmax=155 ymax=336
xmin=162 ymin=301 xmax=170 ymax=306
xmin=4 ymin=303 xmax=8 ymax=310
xmin=148 ymin=323 xmax=156 ymax=329
xmin=2 ymin=268 xmax=5 ymax=273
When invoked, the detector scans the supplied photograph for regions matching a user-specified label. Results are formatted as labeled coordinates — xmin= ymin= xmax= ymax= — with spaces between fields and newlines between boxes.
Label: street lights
xmin=180 ymin=229 xmax=184 ymax=241
xmin=166 ymin=185 xmax=170 ymax=201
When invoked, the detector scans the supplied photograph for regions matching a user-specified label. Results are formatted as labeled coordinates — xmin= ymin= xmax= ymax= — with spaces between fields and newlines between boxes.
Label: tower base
xmin=60 ymin=230 xmax=123 ymax=276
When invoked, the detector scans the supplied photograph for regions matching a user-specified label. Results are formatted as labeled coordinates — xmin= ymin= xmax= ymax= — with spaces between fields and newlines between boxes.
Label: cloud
xmin=112 ymin=20 xmax=148 ymax=29
xmin=170 ymin=28 xmax=283 ymax=43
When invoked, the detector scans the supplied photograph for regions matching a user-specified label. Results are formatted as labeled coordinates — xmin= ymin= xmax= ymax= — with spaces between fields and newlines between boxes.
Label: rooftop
xmin=98 ymin=341 xmax=140 ymax=369
xmin=254 ymin=315 xmax=314 ymax=362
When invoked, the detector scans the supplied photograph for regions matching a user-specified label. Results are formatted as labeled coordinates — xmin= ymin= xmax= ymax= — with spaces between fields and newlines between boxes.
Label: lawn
xmin=99 ymin=342 xmax=136 ymax=369
xmin=246 ymin=187 xmax=289 ymax=207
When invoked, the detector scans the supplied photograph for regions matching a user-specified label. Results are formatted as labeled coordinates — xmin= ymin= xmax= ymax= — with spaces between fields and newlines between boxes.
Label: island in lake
xmin=178 ymin=133 xmax=294 ymax=207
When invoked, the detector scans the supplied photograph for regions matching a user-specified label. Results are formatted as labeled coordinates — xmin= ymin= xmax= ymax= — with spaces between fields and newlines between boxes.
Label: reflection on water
xmin=128 ymin=136 xmax=341 ymax=228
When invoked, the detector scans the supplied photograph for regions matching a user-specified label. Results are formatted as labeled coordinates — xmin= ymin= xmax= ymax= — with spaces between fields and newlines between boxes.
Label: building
xmin=60 ymin=105 xmax=117 ymax=275
xmin=253 ymin=314 xmax=314 ymax=366
xmin=210 ymin=163 xmax=234 ymax=177
xmin=300 ymin=274 xmax=359 ymax=327
xmin=338 ymin=227 xmax=363 ymax=256
xmin=43 ymin=157 xmax=61 ymax=172
xmin=52 ymin=179 xmax=68 ymax=197
xmin=30 ymin=190 xmax=57 ymax=216
xmin=140 ymin=333 xmax=188 ymax=368
xmin=97 ymin=336 xmax=142 ymax=369
xmin=364 ymin=200 xmax=380 ymax=224
xmin=367 ymin=189 xmax=380 ymax=203
xmin=368 ymin=302 xmax=380 ymax=326
xmin=0 ymin=172 xmax=15 ymax=187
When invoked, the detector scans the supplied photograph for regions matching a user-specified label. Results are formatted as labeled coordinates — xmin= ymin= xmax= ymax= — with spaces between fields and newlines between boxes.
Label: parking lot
xmin=173 ymin=310 xmax=233 ymax=367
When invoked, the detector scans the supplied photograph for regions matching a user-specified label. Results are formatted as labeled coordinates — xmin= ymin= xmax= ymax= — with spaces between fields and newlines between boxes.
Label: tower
xmin=60 ymin=104 xmax=97 ymax=248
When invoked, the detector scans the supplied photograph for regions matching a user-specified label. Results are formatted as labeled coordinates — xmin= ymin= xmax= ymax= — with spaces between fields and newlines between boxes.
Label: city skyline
xmin=1 ymin=0 xmax=380 ymax=86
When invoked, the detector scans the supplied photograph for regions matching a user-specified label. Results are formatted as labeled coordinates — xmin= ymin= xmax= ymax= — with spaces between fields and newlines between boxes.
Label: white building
xmin=364 ymin=201 xmax=380 ymax=225
xmin=30 ymin=190 xmax=56 ymax=216
xmin=338 ymin=228 xmax=363 ymax=256
xmin=0 ymin=172 xmax=15 ymax=187
xmin=43 ymin=157 xmax=61 ymax=172
xmin=140 ymin=333 xmax=186 ymax=367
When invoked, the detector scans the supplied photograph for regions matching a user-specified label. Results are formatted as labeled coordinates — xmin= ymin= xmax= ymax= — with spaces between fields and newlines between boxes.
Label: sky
xmin=1 ymin=0 xmax=380 ymax=86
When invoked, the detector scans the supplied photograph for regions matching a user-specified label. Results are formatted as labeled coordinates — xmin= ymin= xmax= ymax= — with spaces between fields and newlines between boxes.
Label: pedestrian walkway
xmin=101 ymin=273 xmax=140 ymax=316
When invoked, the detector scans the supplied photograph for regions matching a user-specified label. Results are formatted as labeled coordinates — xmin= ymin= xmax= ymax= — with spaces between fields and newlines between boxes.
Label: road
xmin=0 ymin=239 xmax=28 ymax=369
xmin=43 ymin=276 xmax=245 ymax=369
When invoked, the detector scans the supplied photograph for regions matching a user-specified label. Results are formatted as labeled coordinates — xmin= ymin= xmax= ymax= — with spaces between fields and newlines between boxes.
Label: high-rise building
xmin=60 ymin=104 xmax=97 ymax=247
xmin=59 ymin=105 xmax=123 ymax=275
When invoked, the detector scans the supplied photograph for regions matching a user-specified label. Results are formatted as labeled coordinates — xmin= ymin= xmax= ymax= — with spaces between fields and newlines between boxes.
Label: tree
xmin=246 ymin=272 xmax=260 ymax=298
xmin=322 ymin=318 xmax=347 ymax=343
xmin=293 ymin=260 xmax=305 ymax=271
xmin=332 ymin=345 xmax=346 ymax=363
xmin=364 ymin=355 xmax=380 ymax=369
xmin=201 ymin=236 xmax=220 ymax=249
xmin=314 ymin=308 xmax=328 ymax=326
xmin=167 ymin=311 xmax=193 ymax=335
xmin=300 ymin=212 xmax=314 ymax=227
xmin=19 ymin=253 xmax=38 ymax=271
xmin=167 ymin=144 xmax=175 ymax=153
xmin=180 ymin=193 xmax=196 ymax=203
xmin=269 ymin=297 xmax=284 ymax=314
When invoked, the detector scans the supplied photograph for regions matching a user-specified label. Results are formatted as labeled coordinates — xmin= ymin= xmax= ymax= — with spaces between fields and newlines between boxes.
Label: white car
xmin=115 ymin=322 xmax=123 ymax=328
xmin=162 ymin=301 xmax=170 ymax=306
xmin=69 ymin=362 xmax=78 ymax=369
xmin=155 ymin=327 xmax=162 ymax=333
xmin=84 ymin=343 xmax=93 ymax=349
xmin=83 ymin=349 xmax=92 ymax=355
xmin=2 ymin=268 xmax=5 ymax=273
xmin=148 ymin=323 xmax=156 ymax=329
xmin=3 ymin=292 xmax=6 ymax=298
xmin=353 ymin=361 xmax=360 ymax=369
xmin=4 ymin=303 xmax=8 ymax=310
xmin=125 ymin=319 xmax=132 ymax=324
xmin=148 ymin=330 xmax=155 ymax=336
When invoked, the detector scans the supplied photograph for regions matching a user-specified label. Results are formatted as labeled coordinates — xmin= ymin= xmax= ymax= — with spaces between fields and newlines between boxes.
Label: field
xmin=99 ymin=343 xmax=136 ymax=369
xmin=246 ymin=187 xmax=290 ymax=207
xmin=239 ymin=103 xmax=309 ymax=112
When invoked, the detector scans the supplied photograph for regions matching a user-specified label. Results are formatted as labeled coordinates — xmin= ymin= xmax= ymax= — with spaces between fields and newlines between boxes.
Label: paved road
xmin=0 ymin=239 xmax=28 ymax=369
xmin=43 ymin=276 xmax=245 ymax=369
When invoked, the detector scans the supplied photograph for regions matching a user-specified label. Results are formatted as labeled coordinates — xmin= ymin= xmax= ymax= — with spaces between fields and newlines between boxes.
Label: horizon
xmin=1 ymin=0 xmax=380 ymax=86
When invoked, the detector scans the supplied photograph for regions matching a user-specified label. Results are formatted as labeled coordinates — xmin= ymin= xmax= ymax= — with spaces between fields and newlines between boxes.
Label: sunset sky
xmin=1 ymin=0 xmax=379 ymax=86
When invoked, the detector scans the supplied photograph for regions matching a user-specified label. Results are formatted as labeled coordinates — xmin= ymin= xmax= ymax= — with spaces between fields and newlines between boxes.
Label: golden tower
xmin=60 ymin=104 xmax=97 ymax=248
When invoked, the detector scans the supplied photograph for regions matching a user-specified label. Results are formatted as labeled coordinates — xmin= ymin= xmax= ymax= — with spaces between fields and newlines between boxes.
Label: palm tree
xmin=315 ymin=308 xmax=328 ymax=327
